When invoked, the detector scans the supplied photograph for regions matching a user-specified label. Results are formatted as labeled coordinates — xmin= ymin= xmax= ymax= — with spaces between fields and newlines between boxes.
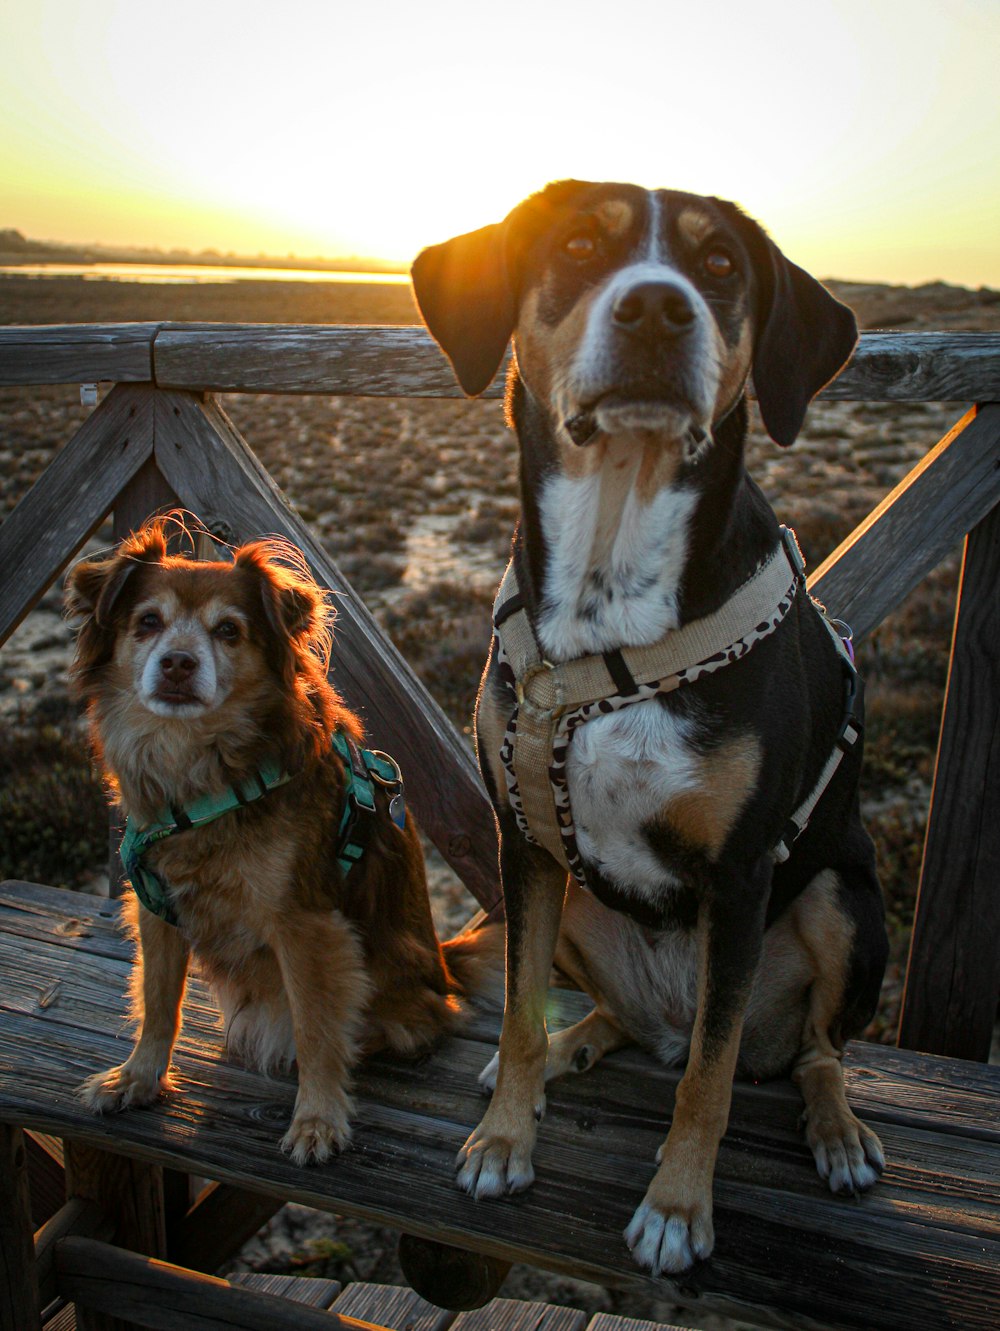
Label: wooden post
xmin=64 ymin=1140 xmax=167 ymax=1331
xmin=898 ymin=496 xmax=1000 ymax=1059
xmin=0 ymin=1124 xmax=41 ymax=1331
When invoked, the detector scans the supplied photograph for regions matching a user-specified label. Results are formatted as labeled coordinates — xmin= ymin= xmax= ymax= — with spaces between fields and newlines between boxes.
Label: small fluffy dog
xmin=67 ymin=519 xmax=497 ymax=1163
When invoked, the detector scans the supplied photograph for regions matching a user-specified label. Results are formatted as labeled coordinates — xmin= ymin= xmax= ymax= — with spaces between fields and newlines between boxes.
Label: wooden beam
xmin=149 ymin=389 xmax=500 ymax=912
xmin=54 ymin=1236 xmax=390 ymax=1331
xmin=26 ymin=1131 xmax=65 ymax=1228
xmin=897 ymin=500 xmax=1000 ymax=1059
xmin=0 ymin=324 xmax=157 ymax=386
xmin=809 ymin=404 xmax=1000 ymax=641
xmin=64 ymin=1139 xmax=167 ymax=1331
xmin=34 ymin=1198 xmax=112 ymax=1311
xmin=148 ymin=326 xmax=1000 ymax=401
xmin=0 ymin=1124 xmax=40 ymax=1331
xmin=0 ymin=383 xmax=156 ymax=649
xmin=168 ymin=1182 xmax=281 ymax=1274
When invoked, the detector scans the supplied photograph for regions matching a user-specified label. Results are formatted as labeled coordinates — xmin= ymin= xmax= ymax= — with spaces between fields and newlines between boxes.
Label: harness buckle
xmin=366 ymin=749 xmax=402 ymax=788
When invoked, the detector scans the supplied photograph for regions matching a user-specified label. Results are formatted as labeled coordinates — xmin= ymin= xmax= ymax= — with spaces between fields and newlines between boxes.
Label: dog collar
xmin=120 ymin=731 xmax=407 ymax=927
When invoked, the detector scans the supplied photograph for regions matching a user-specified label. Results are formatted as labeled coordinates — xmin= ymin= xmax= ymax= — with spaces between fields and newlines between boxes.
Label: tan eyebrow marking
xmin=595 ymin=199 xmax=635 ymax=238
xmin=676 ymin=206 xmax=717 ymax=250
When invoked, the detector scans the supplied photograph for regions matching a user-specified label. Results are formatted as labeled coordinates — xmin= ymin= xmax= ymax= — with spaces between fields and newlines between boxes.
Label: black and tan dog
xmin=412 ymin=181 xmax=888 ymax=1276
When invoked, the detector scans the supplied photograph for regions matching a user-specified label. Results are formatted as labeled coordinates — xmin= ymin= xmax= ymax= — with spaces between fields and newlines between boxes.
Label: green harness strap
xmin=120 ymin=730 xmax=406 ymax=928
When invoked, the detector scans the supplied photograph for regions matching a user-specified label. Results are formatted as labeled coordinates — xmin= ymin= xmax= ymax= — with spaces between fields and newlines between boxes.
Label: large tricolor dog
xmin=412 ymin=181 xmax=888 ymax=1276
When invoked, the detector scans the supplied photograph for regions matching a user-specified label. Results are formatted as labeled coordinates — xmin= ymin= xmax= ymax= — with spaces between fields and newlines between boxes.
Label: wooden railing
xmin=1 ymin=323 xmax=1000 ymax=1331
xmin=2 ymin=322 xmax=999 ymax=1059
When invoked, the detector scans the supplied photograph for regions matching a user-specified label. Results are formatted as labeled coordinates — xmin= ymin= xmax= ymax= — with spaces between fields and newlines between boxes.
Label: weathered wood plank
xmin=0 ymin=1123 xmax=40 ymax=1331
xmin=147 ymin=390 xmax=499 ymax=911
xmin=450 ymin=1298 xmax=586 ymax=1331
xmin=53 ymin=1236 xmax=384 ymax=1331
xmin=149 ymin=326 xmax=1000 ymax=401
xmin=330 ymin=1282 xmax=454 ymax=1331
xmin=2 ymin=893 xmax=1000 ymax=1331
xmin=0 ymin=325 xmax=156 ymax=387
xmin=585 ymin=1316 xmax=688 ymax=1331
xmin=808 ymin=403 xmax=1000 ymax=641
xmin=227 ymin=1273 xmax=342 ymax=1308
xmin=27 ymin=1130 xmax=67 ymax=1227
xmin=0 ymin=322 xmax=994 ymax=399
xmin=0 ymin=384 xmax=155 ymax=648
xmin=897 ymin=500 xmax=1000 ymax=1060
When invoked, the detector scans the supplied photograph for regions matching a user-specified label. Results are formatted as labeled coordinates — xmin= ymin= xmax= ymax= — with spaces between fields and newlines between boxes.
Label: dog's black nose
xmin=612 ymin=281 xmax=695 ymax=333
xmin=160 ymin=651 xmax=197 ymax=685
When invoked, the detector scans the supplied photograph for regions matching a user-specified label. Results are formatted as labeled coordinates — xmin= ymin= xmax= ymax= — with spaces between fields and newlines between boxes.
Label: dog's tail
xmin=442 ymin=920 xmax=505 ymax=1011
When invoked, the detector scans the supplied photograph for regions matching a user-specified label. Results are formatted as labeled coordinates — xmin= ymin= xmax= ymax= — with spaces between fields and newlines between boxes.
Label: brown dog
xmin=67 ymin=519 xmax=498 ymax=1163
xmin=413 ymin=182 xmax=888 ymax=1275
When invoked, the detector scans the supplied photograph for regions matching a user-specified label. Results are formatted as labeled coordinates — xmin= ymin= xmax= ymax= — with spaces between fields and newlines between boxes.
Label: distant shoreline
xmin=0 ymin=229 xmax=407 ymax=276
xmin=0 ymin=261 xmax=411 ymax=287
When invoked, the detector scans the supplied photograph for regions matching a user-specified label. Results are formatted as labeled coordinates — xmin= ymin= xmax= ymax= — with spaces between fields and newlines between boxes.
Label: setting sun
xmin=2 ymin=0 xmax=998 ymax=284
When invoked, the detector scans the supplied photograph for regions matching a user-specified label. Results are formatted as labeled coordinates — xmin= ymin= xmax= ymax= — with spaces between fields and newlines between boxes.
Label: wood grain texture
xmin=330 ymin=1282 xmax=454 ymax=1331
xmin=148 ymin=326 xmax=1000 ymax=401
xmin=0 ymin=325 xmax=156 ymax=387
xmin=148 ymin=390 xmax=500 ymax=911
xmin=2 ymin=883 xmax=999 ymax=1331
xmin=809 ymin=404 xmax=1000 ymax=641
xmin=897 ymin=502 xmax=1000 ymax=1059
xmin=450 ymin=1298 xmax=587 ymax=1331
xmin=0 ymin=384 xmax=156 ymax=648
xmin=0 ymin=323 xmax=996 ymax=399
xmin=227 ymin=1273 xmax=342 ymax=1308
xmin=0 ymin=1123 xmax=40 ymax=1331
xmin=54 ymin=1236 xmax=386 ymax=1331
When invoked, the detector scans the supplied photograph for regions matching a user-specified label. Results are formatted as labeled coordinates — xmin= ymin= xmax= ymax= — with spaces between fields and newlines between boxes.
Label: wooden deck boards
xmin=2 ymin=881 xmax=999 ymax=1331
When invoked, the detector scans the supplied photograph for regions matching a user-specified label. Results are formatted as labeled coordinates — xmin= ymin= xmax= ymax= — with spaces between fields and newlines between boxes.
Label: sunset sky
xmin=2 ymin=0 xmax=998 ymax=286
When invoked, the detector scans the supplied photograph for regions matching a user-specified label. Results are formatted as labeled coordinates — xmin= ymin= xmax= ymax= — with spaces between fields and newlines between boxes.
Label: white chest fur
xmin=535 ymin=458 xmax=697 ymax=660
xmin=534 ymin=451 xmax=701 ymax=900
xmin=567 ymin=701 xmax=699 ymax=902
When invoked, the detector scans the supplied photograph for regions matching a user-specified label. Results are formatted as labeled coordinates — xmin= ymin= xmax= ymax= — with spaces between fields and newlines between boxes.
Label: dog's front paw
xmin=78 ymin=1058 xmax=169 ymax=1113
xmin=804 ymin=1105 xmax=885 ymax=1195
xmin=281 ymin=1097 xmax=353 ymax=1166
xmin=624 ymin=1196 xmax=714 ymax=1276
xmin=456 ymin=1112 xmax=538 ymax=1198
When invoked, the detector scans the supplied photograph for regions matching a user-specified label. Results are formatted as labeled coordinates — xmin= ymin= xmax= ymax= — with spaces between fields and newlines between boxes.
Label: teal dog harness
xmin=120 ymin=730 xmax=406 ymax=928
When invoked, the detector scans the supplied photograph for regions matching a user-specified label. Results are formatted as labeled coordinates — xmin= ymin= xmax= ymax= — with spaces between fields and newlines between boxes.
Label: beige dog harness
xmin=492 ymin=527 xmax=858 ymax=882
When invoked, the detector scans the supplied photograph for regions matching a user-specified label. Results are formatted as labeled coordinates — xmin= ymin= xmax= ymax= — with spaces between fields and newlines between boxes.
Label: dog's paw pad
xmin=455 ymin=1126 xmax=535 ymax=1199
xmin=281 ymin=1112 xmax=351 ymax=1165
xmin=624 ymin=1200 xmax=713 ymax=1276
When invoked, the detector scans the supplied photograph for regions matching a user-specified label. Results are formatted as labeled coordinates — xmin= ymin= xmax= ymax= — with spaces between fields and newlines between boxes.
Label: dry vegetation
xmin=0 ymin=270 xmax=994 ymax=1326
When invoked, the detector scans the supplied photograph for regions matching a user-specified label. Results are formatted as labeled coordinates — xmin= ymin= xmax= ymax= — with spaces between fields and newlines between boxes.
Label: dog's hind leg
xmin=79 ymin=898 xmax=190 ymax=1112
xmin=456 ymin=826 xmax=568 ymax=1198
xmin=789 ymin=867 xmax=886 ymax=1194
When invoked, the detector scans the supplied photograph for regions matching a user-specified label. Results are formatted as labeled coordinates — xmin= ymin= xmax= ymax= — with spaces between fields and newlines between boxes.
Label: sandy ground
xmin=1 ymin=270 xmax=996 ymax=1328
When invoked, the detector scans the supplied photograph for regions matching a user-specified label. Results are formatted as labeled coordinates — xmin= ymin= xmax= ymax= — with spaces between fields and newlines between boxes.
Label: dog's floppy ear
xmin=65 ymin=521 xmax=167 ymax=627
xmin=721 ymin=205 xmax=857 ymax=447
xmin=411 ymin=221 xmax=514 ymax=397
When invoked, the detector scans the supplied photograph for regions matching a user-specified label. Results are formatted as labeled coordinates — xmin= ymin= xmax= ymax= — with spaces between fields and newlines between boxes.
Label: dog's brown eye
xmin=137 ymin=611 xmax=162 ymax=633
xmin=213 ymin=620 xmax=240 ymax=642
xmin=564 ymin=233 xmax=597 ymax=261
xmin=704 ymin=249 xmax=734 ymax=278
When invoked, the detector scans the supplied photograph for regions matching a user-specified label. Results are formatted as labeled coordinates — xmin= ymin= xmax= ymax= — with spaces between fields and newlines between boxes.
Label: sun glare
xmin=1 ymin=0 xmax=998 ymax=284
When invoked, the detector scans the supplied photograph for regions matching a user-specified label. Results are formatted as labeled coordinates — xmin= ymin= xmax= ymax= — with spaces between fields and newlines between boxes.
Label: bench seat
xmin=2 ymin=880 xmax=998 ymax=1331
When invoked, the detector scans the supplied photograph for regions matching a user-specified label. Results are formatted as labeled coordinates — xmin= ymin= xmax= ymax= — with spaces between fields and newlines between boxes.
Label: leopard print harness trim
xmin=492 ymin=528 xmax=812 ymax=884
